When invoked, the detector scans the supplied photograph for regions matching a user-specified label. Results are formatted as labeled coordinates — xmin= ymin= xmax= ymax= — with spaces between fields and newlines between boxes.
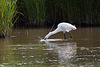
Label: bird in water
xmin=44 ymin=22 xmax=77 ymax=40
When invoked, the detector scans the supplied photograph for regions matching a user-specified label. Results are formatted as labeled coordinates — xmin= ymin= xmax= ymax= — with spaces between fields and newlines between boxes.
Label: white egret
xmin=44 ymin=22 xmax=77 ymax=40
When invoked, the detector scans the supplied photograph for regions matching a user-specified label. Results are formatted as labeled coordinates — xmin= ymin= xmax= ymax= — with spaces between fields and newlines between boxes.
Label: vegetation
xmin=0 ymin=0 xmax=100 ymax=38
xmin=17 ymin=0 xmax=46 ymax=27
xmin=17 ymin=0 xmax=100 ymax=27
xmin=0 ymin=0 xmax=17 ymax=38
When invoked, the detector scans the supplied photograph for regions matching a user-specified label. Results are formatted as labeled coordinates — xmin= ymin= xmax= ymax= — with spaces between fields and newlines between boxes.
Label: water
xmin=0 ymin=28 xmax=100 ymax=67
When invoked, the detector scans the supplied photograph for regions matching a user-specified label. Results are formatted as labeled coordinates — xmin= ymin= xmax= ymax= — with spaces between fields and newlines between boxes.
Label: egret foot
xmin=70 ymin=38 xmax=72 ymax=40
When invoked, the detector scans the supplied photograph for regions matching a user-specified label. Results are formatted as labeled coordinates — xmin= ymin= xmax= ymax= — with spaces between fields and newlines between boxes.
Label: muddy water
xmin=0 ymin=28 xmax=100 ymax=67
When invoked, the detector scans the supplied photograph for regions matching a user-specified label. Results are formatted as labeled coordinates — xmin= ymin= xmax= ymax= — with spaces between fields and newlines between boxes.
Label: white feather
xmin=44 ymin=22 xmax=77 ymax=39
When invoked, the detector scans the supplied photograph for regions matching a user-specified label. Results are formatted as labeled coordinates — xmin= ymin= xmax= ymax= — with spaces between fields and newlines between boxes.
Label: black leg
xmin=68 ymin=32 xmax=72 ymax=39
xmin=64 ymin=33 xmax=66 ymax=39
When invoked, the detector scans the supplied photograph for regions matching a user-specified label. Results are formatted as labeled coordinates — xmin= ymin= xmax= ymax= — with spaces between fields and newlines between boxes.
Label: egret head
xmin=72 ymin=26 xmax=77 ymax=30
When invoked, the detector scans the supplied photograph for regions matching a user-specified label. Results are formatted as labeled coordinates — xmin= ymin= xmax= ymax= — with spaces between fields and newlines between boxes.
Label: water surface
xmin=0 ymin=28 xmax=100 ymax=67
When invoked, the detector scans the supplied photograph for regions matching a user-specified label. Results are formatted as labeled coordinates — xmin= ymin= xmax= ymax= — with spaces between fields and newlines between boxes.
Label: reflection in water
xmin=0 ymin=38 xmax=15 ymax=66
xmin=44 ymin=41 xmax=77 ymax=65
xmin=0 ymin=28 xmax=100 ymax=66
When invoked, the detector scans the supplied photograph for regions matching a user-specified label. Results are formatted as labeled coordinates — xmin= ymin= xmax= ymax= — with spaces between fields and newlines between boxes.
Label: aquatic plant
xmin=19 ymin=0 xmax=46 ymax=26
xmin=0 ymin=0 xmax=17 ymax=37
xmin=17 ymin=0 xmax=100 ymax=27
xmin=47 ymin=0 xmax=100 ymax=26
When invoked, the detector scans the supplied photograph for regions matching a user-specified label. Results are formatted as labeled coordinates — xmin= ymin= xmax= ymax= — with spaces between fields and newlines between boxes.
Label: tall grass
xmin=0 ymin=0 xmax=17 ymax=37
xmin=20 ymin=0 xmax=46 ymax=26
xmin=18 ymin=0 xmax=100 ymax=27
xmin=57 ymin=0 xmax=100 ymax=26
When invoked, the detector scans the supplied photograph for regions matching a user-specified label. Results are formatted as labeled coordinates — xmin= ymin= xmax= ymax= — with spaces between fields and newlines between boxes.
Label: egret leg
xmin=64 ymin=33 xmax=66 ymax=39
xmin=68 ymin=32 xmax=72 ymax=39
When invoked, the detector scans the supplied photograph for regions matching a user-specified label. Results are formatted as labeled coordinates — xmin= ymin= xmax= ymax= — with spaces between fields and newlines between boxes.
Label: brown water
xmin=0 ymin=28 xmax=100 ymax=67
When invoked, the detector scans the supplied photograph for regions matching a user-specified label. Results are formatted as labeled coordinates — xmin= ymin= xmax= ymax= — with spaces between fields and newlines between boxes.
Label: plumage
xmin=44 ymin=22 xmax=77 ymax=39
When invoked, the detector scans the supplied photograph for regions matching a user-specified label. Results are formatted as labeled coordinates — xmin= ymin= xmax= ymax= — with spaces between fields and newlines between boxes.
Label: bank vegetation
xmin=0 ymin=0 xmax=100 ymax=37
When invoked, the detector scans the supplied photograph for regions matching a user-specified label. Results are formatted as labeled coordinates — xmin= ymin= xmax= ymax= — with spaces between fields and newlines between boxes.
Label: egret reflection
xmin=44 ymin=41 xmax=77 ymax=64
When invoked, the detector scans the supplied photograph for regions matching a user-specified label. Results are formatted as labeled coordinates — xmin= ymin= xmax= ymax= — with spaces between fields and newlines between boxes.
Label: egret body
xmin=44 ymin=22 xmax=77 ymax=39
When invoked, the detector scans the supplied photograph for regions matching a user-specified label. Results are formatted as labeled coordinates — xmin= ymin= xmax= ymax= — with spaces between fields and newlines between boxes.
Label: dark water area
xmin=0 ymin=28 xmax=100 ymax=67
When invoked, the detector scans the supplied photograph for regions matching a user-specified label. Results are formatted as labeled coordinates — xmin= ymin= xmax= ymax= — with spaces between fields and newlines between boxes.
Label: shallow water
xmin=0 ymin=28 xmax=100 ymax=67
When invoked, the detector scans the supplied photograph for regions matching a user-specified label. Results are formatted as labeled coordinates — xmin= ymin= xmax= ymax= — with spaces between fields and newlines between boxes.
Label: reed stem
xmin=0 ymin=0 xmax=17 ymax=37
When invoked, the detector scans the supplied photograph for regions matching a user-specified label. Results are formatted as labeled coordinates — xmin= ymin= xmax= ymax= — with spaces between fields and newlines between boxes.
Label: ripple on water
xmin=76 ymin=46 xmax=100 ymax=62
xmin=0 ymin=65 xmax=4 ymax=67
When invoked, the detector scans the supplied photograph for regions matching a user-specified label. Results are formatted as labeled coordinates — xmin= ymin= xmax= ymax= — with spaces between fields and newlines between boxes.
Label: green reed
xmin=57 ymin=0 xmax=99 ymax=26
xmin=0 ymin=0 xmax=17 ymax=37
xmin=18 ymin=0 xmax=99 ymax=27
xmin=22 ymin=0 xmax=46 ymax=26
